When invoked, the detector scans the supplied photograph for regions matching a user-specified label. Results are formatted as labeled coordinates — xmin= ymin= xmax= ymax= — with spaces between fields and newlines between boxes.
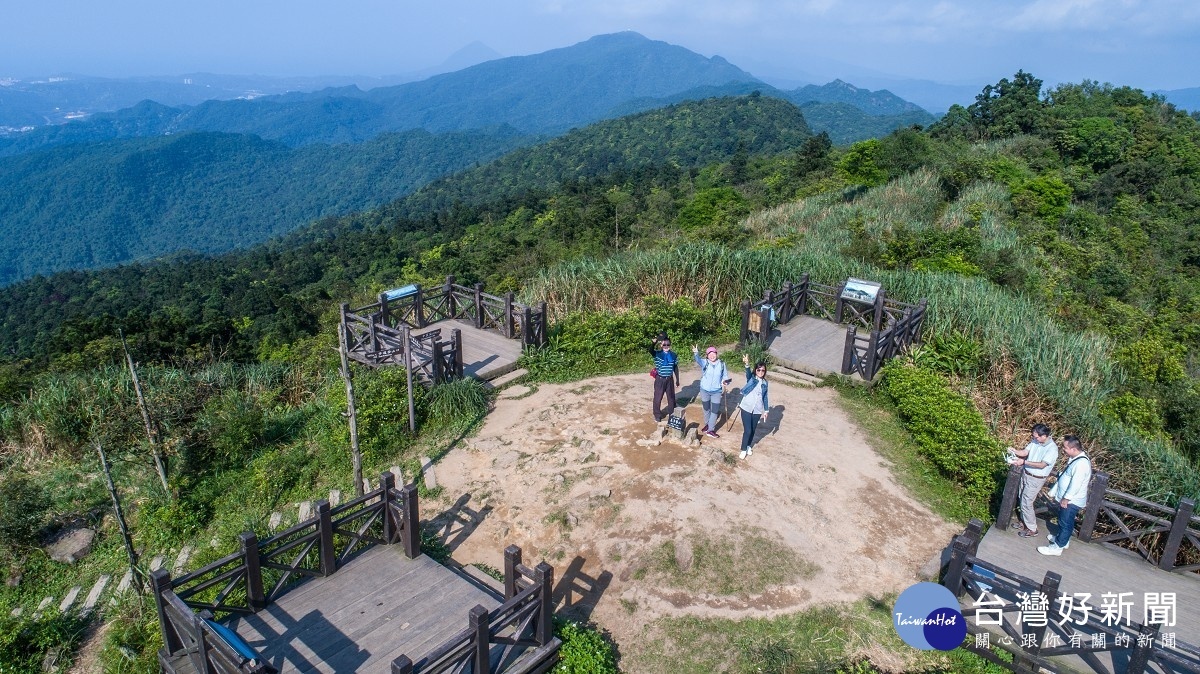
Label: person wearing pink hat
xmin=692 ymin=344 xmax=732 ymax=437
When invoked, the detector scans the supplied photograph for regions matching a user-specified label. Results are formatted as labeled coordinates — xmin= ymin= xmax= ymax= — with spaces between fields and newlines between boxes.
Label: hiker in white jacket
xmin=1038 ymin=435 xmax=1092 ymax=557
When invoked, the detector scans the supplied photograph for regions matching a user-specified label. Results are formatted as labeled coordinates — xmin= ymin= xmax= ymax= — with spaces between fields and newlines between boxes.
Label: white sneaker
xmin=1037 ymin=544 xmax=1063 ymax=556
xmin=746 ymin=447 xmax=753 ymax=456
xmin=1047 ymin=534 xmax=1069 ymax=549
xmin=739 ymin=449 xmax=748 ymax=460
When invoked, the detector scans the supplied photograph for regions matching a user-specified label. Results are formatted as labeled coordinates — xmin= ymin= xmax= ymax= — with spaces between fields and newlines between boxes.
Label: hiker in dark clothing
xmin=650 ymin=334 xmax=680 ymax=423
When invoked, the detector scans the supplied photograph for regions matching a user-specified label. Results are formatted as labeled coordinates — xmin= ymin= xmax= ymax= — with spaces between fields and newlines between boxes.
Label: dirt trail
xmin=430 ymin=369 xmax=958 ymax=654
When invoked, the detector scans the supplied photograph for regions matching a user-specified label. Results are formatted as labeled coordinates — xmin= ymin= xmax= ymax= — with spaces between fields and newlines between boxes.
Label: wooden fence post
xmin=150 ymin=569 xmax=182 ymax=655
xmin=996 ymin=464 xmax=1023 ymax=531
xmin=522 ymin=305 xmax=533 ymax=348
xmin=402 ymin=325 xmax=416 ymax=432
xmin=444 ymin=276 xmax=456 ymax=319
xmin=781 ymin=282 xmax=794 ymax=323
xmin=504 ymin=292 xmax=515 ymax=339
xmin=1078 ymin=471 xmax=1109 ymax=542
xmin=1127 ymin=624 xmax=1161 ymax=674
xmin=757 ymin=308 xmax=771 ymax=345
xmin=381 ymin=471 xmax=396 ymax=544
xmin=414 ymin=284 xmax=425 ymax=328
xmin=535 ymin=562 xmax=554 ymax=646
xmin=401 ymin=483 xmax=421 ymax=559
xmin=470 ymin=605 xmax=490 ymax=673
xmin=873 ymin=288 xmax=886 ymax=333
xmin=451 ymin=328 xmax=464 ymax=379
xmin=865 ymin=330 xmax=880 ymax=379
xmin=941 ymin=534 xmax=973 ymax=597
xmin=432 ymin=341 xmax=445 ymax=384
xmin=1160 ymin=497 xmax=1195 ymax=571
xmin=914 ymin=299 xmax=928 ymax=344
xmin=474 ymin=283 xmax=485 ymax=329
xmin=368 ymin=312 xmax=380 ymax=355
xmin=739 ymin=301 xmax=751 ymax=346
xmin=504 ymin=545 xmax=522 ymax=599
xmin=378 ymin=292 xmax=390 ymax=328
xmin=1023 ymin=571 xmax=1061 ymax=663
xmin=239 ymin=532 xmax=266 ymax=611
xmin=316 ymin=500 xmax=337 ymax=576
xmin=841 ymin=325 xmax=857 ymax=375
xmin=391 ymin=655 xmax=414 ymax=674
xmin=538 ymin=301 xmax=549 ymax=347
xmin=834 ymin=282 xmax=847 ymax=323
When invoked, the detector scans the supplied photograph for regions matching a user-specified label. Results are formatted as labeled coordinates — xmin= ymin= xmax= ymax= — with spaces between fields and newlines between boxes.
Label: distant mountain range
xmin=0 ymin=32 xmax=935 ymax=285
xmin=0 ymin=33 xmax=930 ymax=152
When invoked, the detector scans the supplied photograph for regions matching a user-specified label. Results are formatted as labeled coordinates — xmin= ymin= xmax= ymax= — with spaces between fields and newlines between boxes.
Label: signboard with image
xmin=841 ymin=277 xmax=882 ymax=304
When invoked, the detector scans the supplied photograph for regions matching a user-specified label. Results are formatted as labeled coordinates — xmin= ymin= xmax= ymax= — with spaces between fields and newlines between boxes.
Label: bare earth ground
xmin=430 ymin=368 xmax=960 ymax=668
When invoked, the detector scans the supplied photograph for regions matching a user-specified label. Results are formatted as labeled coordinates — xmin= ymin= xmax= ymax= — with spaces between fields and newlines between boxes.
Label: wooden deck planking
xmin=765 ymin=316 xmax=849 ymax=376
xmin=973 ymin=520 xmax=1200 ymax=668
xmin=413 ymin=319 xmax=522 ymax=381
xmin=226 ymin=546 xmax=501 ymax=673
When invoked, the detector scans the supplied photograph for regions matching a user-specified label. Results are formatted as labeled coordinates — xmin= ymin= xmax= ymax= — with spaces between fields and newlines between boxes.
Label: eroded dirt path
xmin=429 ymin=370 xmax=958 ymax=660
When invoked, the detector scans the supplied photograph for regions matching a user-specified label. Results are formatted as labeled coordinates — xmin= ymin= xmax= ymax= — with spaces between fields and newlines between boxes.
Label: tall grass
xmin=525 ymin=178 xmax=1200 ymax=503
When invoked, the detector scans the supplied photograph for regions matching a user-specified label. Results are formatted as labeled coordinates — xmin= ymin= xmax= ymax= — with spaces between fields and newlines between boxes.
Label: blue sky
xmin=4 ymin=0 xmax=1198 ymax=91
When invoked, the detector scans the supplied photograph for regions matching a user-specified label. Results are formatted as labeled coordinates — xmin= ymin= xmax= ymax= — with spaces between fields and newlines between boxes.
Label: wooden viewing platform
xmin=739 ymin=274 xmax=927 ymax=381
xmin=153 ymin=472 xmax=560 ymax=674
xmin=941 ymin=464 xmax=1200 ymax=674
xmin=411 ymin=320 xmax=522 ymax=382
xmin=340 ymin=276 xmax=547 ymax=385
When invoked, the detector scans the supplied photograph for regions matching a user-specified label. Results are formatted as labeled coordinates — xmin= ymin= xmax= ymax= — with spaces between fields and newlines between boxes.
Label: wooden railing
xmin=840 ymin=300 xmax=927 ymax=380
xmin=153 ymin=586 xmax=277 ymax=674
xmin=391 ymin=546 xmax=559 ymax=674
xmin=341 ymin=305 xmax=464 ymax=384
xmin=154 ymin=472 xmax=419 ymax=673
xmin=352 ymin=276 xmax=547 ymax=349
xmin=739 ymin=273 xmax=928 ymax=380
xmin=996 ymin=465 xmax=1200 ymax=576
xmin=944 ymin=520 xmax=1200 ymax=674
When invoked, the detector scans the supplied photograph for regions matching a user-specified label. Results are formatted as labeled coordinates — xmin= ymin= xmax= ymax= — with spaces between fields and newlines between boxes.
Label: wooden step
xmin=484 ymin=367 xmax=528 ymax=389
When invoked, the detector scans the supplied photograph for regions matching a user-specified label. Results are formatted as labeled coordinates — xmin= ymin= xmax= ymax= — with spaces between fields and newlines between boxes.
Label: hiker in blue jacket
xmin=692 ymin=345 xmax=732 ymax=437
xmin=738 ymin=353 xmax=769 ymax=459
xmin=650 ymin=333 xmax=680 ymax=423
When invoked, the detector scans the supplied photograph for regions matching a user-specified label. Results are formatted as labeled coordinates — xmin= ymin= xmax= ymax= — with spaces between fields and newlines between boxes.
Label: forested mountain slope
xmin=0 ymin=127 xmax=533 ymax=285
xmin=0 ymin=94 xmax=815 ymax=362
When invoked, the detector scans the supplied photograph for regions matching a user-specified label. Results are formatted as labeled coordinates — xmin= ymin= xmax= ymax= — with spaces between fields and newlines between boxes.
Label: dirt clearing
xmin=430 ymin=370 xmax=958 ymax=661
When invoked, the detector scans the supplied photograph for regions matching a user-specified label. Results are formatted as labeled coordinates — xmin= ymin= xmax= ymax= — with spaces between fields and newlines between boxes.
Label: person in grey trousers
xmin=692 ymin=345 xmax=732 ymax=438
xmin=1012 ymin=424 xmax=1058 ymax=539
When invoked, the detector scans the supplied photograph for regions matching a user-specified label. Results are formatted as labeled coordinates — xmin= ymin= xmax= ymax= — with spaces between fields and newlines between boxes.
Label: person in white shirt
xmin=1012 ymin=424 xmax=1058 ymax=539
xmin=1038 ymin=435 xmax=1092 ymax=556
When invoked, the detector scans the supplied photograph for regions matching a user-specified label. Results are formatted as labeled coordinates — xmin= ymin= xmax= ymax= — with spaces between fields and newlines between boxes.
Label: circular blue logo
xmin=893 ymin=583 xmax=966 ymax=651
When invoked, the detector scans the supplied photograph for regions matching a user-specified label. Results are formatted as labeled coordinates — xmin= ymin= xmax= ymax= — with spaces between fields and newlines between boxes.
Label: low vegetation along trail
xmin=433 ymin=369 xmax=959 ymax=658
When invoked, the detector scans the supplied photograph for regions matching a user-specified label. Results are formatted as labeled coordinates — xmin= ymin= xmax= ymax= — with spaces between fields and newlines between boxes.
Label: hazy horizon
xmin=3 ymin=1 xmax=1199 ymax=93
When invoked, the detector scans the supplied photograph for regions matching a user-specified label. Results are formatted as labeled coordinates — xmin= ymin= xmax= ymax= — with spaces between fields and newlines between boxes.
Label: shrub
xmin=192 ymin=389 xmax=265 ymax=468
xmin=0 ymin=612 xmax=91 ymax=673
xmin=425 ymin=378 xmax=491 ymax=432
xmin=0 ymin=474 xmax=51 ymax=551
xmin=881 ymin=361 xmax=1003 ymax=506
xmin=522 ymin=296 xmax=714 ymax=382
xmin=553 ymin=619 xmax=618 ymax=674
